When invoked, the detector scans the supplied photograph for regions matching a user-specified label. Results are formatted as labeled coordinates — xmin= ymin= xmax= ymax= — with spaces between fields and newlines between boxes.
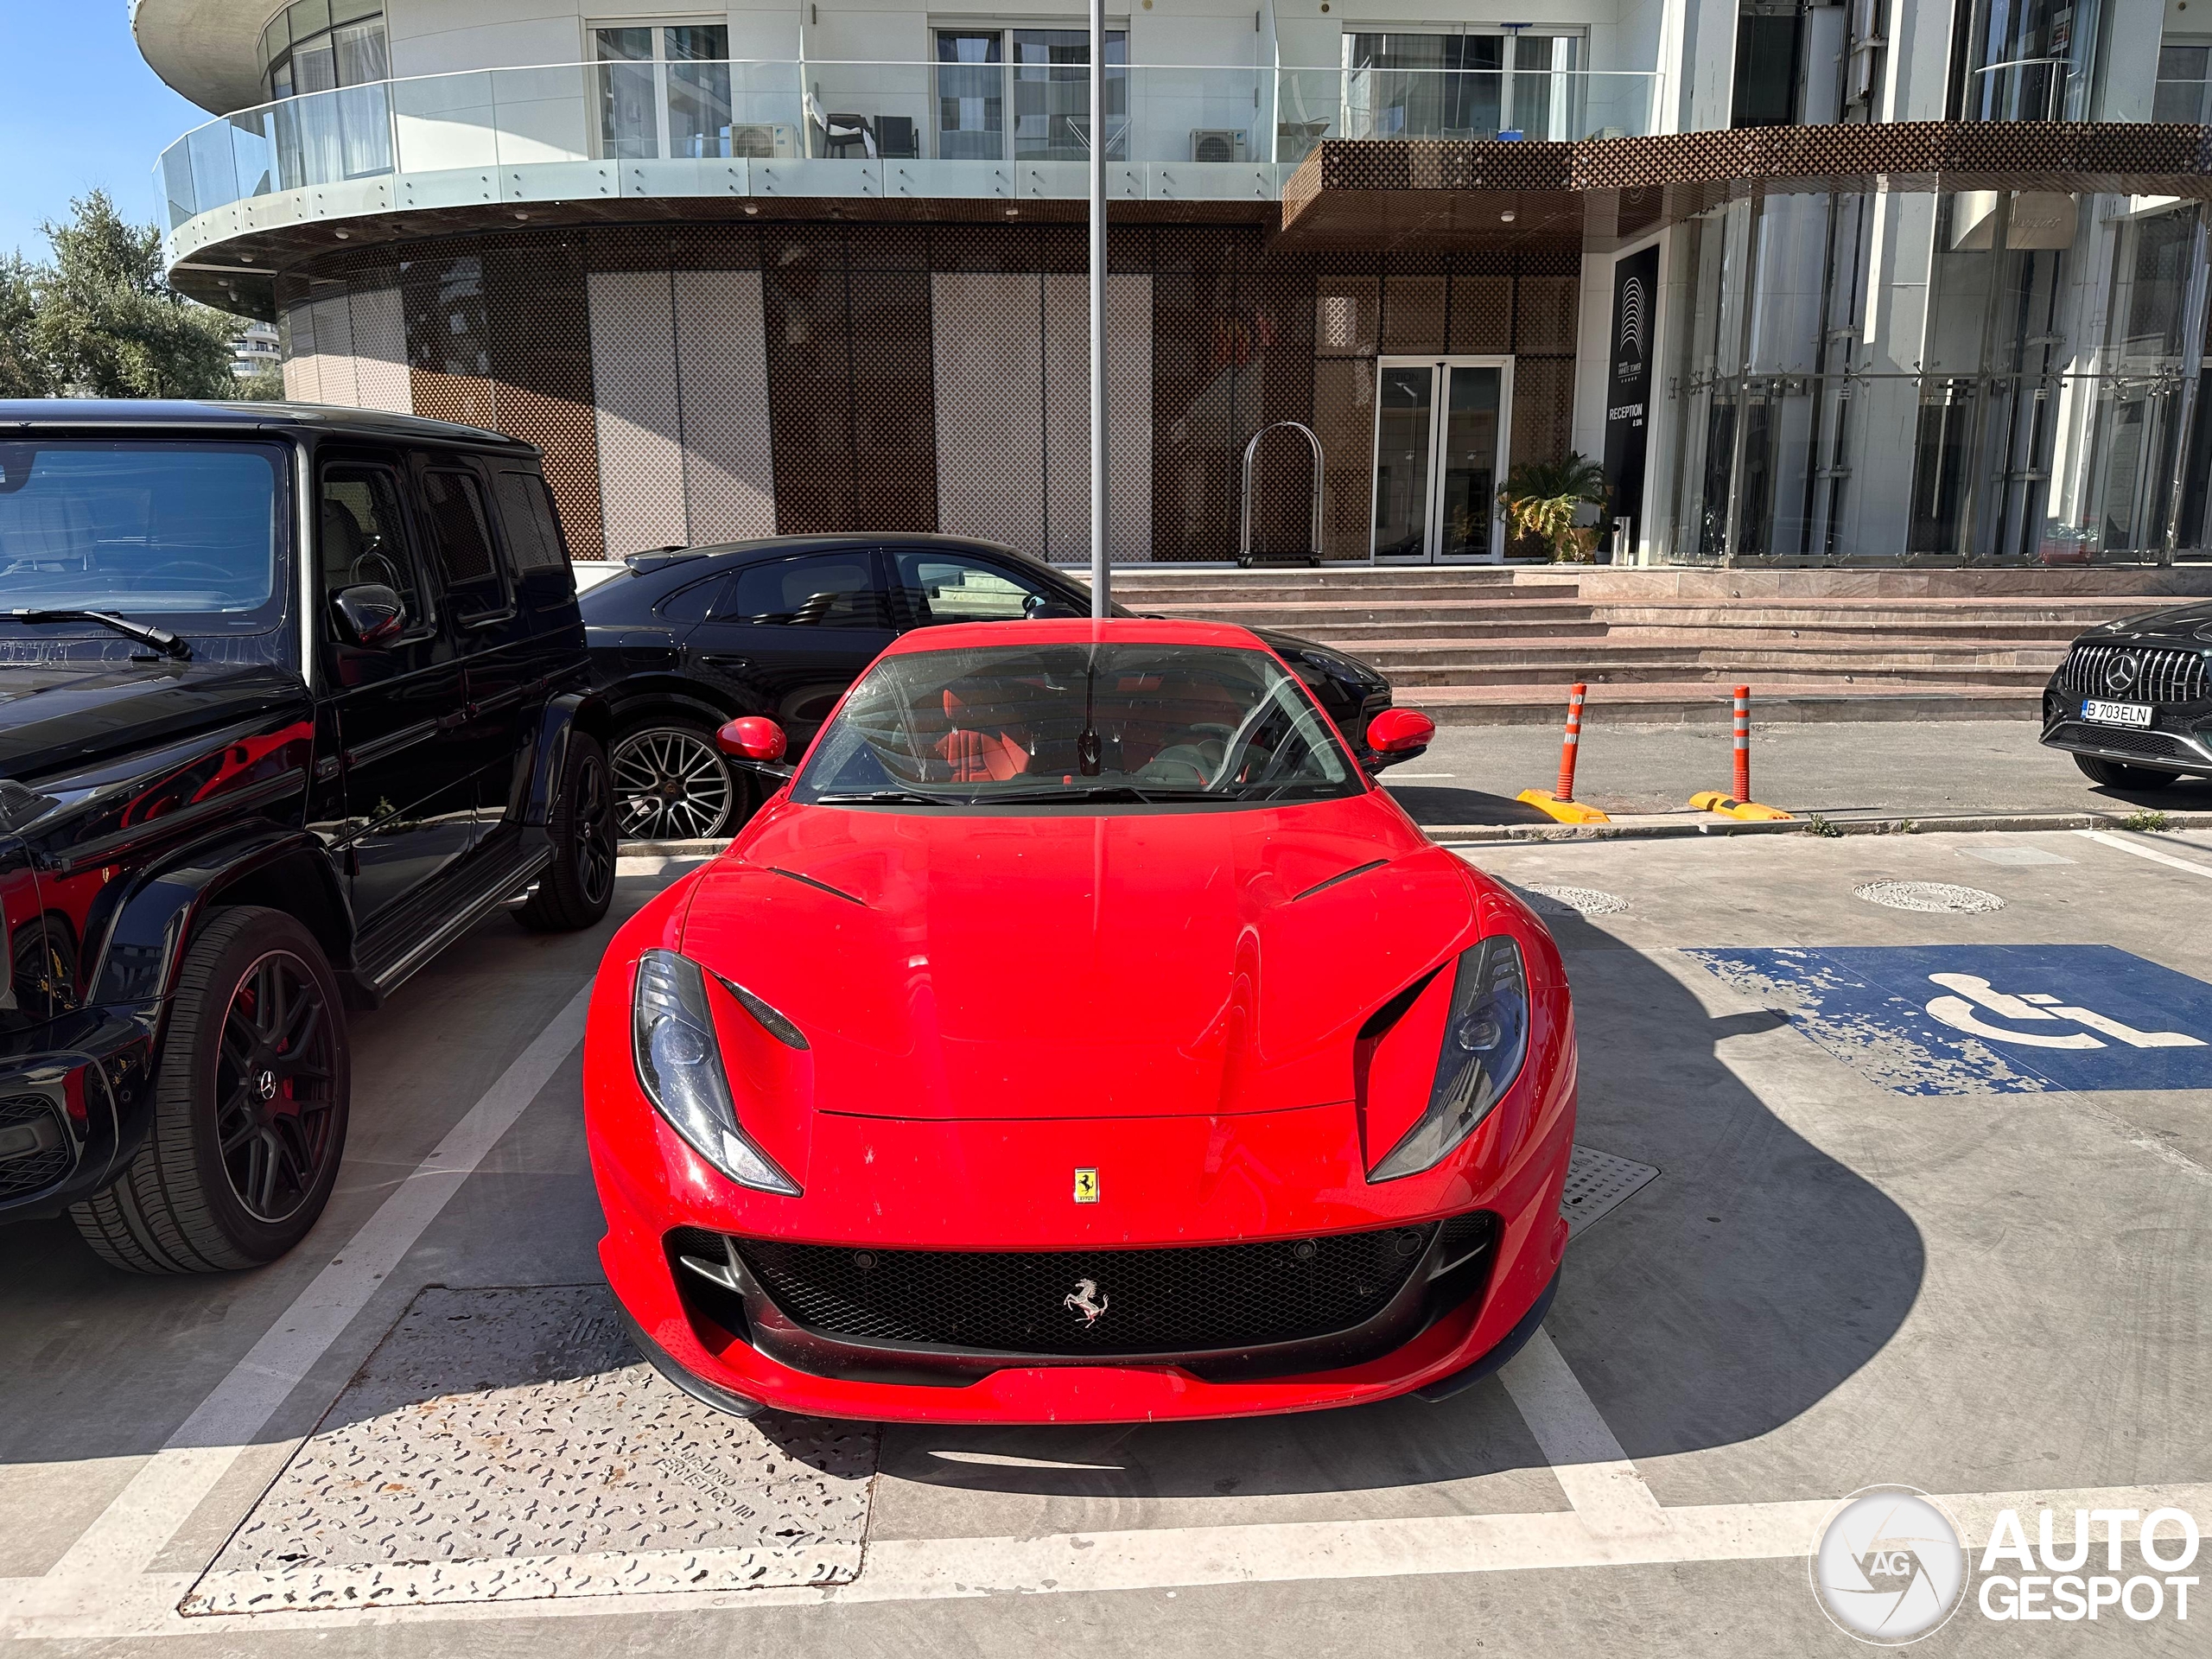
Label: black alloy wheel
xmin=72 ymin=906 xmax=353 ymax=1274
xmin=517 ymin=733 xmax=618 ymax=931
xmin=217 ymin=950 xmax=343 ymax=1224
xmin=611 ymin=723 xmax=739 ymax=842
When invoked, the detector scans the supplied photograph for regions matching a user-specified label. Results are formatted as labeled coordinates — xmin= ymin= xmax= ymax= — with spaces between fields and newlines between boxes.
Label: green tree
xmin=0 ymin=253 xmax=52 ymax=397
xmin=232 ymin=360 xmax=289 ymax=401
xmin=25 ymin=191 xmax=242 ymax=398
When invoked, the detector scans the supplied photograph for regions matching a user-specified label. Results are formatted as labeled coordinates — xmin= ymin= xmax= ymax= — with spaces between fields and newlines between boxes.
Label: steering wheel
xmin=1209 ymin=700 xmax=1284 ymax=791
xmin=143 ymin=560 xmax=234 ymax=583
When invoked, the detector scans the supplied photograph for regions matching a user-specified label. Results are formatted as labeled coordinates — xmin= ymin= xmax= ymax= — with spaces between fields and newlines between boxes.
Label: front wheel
xmin=72 ymin=906 xmax=350 ymax=1274
xmin=2074 ymin=753 xmax=2183 ymax=791
xmin=610 ymin=721 xmax=743 ymax=842
xmin=516 ymin=732 xmax=617 ymax=932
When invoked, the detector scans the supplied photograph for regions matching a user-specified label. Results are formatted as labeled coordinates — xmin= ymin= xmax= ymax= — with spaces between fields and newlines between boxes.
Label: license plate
xmin=2082 ymin=699 xmax=2153 ymax=728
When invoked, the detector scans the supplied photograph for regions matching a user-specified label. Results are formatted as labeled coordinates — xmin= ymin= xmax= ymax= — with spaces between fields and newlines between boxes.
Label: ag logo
xmin=1810 ymin=1486 xmax=1969 ymax=1644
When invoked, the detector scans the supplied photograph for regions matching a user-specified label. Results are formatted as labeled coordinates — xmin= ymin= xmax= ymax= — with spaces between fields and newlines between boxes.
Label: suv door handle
xmin=700 ymin=654 xmax=752 ymax=670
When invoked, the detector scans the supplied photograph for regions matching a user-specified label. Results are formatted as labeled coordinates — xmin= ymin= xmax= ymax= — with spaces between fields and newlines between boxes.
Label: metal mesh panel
xmin=1450 ymin=275 xmax=1513 ymax=353
xmin=1148 ymin=264 xmax=1236 ymax=562
xmin=310 ymin=295 xmax=359 ymax=406
xmin=1514 ymin=274 xmax=1580 ymax=355
xmin=849 ymin=269 xmax=938 ymax=531
xmin=674 ymin=269 xmax=777 ymax=543
xmin=762 ymin=229 xmax=856 ymax=534
xmin=1381 ymin=275 xmax=1446 ymax=353
xmin=280 ymin=303 xmax=320 ymax=403
xmin=484 ymin=239 xmax=605 ymax=560
xmin=1313 ymin=357 xmax=1376 ymax=558
xmin=586 ymin=269 xmax=689 ymax=560
xmin=1236 ymin=272 xmax=1315 ymax=562
xmin=1314 ymin=276 xmax=1379 ymax=359
xmin=404 ymin=252 xmax=495 ymax=430
xmin=346 ymin=287 xmax=410 ymax=413
xmin=933 ymin=271 xmax=1046 ymax=558
xmin=1510 ymin=354 xmax=1576 ymax=467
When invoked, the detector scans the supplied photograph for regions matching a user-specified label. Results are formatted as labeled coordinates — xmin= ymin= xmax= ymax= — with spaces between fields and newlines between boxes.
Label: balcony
xmin=154 ymin=57 xmax=1662 ymax=263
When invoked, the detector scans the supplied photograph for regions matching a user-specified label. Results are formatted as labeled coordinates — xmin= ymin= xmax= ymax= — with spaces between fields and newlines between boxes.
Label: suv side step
xmin=352 ymin=838 xmax=554 ymax=1001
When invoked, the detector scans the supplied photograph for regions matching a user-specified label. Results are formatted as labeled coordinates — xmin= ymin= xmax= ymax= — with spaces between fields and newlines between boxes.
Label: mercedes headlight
xmin=1369 ymin=937 xmax=1529 ymax=1182
xmin=632 ymin=949 xmax=802 ymax=1195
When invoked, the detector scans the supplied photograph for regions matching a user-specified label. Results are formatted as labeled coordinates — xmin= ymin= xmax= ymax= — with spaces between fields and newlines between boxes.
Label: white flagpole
xmin=1089 ymin=0 xmax=1109 ymax=617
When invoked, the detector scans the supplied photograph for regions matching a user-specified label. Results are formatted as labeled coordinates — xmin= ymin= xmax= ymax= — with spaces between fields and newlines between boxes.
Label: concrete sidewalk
xmin=1382 ymin=717 xmax=2212 ymax=830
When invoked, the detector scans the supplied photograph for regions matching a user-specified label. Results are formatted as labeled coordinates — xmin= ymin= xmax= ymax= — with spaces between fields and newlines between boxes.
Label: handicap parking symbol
xmin=1688 ymin=945 xmax=2212 ymax=1095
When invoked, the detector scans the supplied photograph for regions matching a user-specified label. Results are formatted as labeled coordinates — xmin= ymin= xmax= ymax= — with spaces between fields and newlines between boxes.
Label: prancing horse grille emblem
xmin=1063 ymin=1278 xmax=1109 ymax=1325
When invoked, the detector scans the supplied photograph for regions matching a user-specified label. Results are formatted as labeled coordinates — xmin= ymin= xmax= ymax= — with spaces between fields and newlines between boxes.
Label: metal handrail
xmin=1239 ymin=420 xmax=1325 ymax=567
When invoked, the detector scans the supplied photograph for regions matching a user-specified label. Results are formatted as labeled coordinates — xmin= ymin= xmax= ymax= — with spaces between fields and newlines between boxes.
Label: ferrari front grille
xmin=728 ymin=1224 xmax=1442 ymax=1357
xmin=2057 ymin=643 xmax=2209 ymax=704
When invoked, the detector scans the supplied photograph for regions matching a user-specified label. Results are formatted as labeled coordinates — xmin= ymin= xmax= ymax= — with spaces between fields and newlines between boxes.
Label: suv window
xmin=320 ymin=461 xmax=427 ymax=633
xmin=892 ymin=551 xmax=1056 ymax=626
xmin=721 ymin=552 xmax=890 ymax=627
xmin=491 ymin=469 xmax=575 ymax=609
xmin=422 ymin=467 xmax=508 ymax=620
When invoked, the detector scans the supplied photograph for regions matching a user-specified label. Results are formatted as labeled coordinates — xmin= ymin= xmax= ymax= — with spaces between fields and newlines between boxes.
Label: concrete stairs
xmin=1100 ymin=564 xmax=2212 ymax=725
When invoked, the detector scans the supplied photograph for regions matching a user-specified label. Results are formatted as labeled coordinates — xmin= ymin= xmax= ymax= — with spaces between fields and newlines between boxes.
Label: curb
xmin=1424 ymin=809 xmax=2212 ymax=846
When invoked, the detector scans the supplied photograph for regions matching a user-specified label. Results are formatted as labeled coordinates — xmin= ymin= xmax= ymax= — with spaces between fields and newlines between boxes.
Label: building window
xmin=1732 ymin=4 xmax=1803 ymax=129
xmin=1341 ymin=29 xmax=1584 ymax=142
xmin=594 ymin=23 xmax=735 ymax=158
xmin=934 ymin=29 xmax=1126 ymax=162
xmin=1952 ymin=0 xmax=2105 ymax=122
xmin=2155 ymin=40 xmax=2212 ymax=124
xmin=260 ymin=3 xmax=387 ymax=103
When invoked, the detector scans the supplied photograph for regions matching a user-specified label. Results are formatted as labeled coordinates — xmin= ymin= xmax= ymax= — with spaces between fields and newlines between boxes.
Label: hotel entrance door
xmin=1370 ymin=356 xmax=1513 ymax=562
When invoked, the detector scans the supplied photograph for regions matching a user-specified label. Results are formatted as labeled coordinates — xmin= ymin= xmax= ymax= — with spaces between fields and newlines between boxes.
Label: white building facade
xmin=141 ymin=0 xmax=2212 ymax=564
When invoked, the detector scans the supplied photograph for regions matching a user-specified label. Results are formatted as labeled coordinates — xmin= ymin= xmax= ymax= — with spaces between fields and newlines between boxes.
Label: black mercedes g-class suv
xmin=1 ymin=402 xmax=615 ymax=1274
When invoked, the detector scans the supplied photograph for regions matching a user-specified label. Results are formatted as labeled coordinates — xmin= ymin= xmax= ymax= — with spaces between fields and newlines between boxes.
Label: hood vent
xmin=768 ymin=867 xmax=868 ymax=906
xmin=1292 ymin=858 xmax=1388 ymax=904
xmin=1357 ymin=962 xmax=1446 ymax=1042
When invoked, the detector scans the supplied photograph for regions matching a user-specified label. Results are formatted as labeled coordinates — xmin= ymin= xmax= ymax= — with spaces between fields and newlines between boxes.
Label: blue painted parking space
xmin=1689 ymin=945 xmax=2212 ymax=1095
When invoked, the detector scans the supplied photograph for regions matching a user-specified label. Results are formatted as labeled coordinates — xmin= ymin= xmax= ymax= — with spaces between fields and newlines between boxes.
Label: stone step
xmin=1379 ymin=659 xmax=2056 ymax=689
xmin=1289 ymin=618 xmax=2086 ymax=645
xmin=1396 ymin=680 xmax=2044 ymax=726
xmin=1358 ymin=642 xmax=2064 ymax=672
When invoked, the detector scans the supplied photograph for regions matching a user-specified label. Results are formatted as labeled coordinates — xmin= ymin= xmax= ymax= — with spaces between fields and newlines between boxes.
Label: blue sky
xmin=0 ymin=3 xmax=213 ymax=259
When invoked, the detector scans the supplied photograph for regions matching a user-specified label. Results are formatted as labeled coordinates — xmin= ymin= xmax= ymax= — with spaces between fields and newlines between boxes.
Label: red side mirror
xmin=717 ymin=716 xmax=788 ymax=763
xmin=1366 ymin=708 xmax=1436 ymax=754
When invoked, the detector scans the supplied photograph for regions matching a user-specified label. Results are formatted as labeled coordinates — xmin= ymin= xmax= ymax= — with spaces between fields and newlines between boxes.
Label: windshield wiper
xmin=7 ymin=609 xmax=190 ymax=661
xmin=810 ymin=789 xmax=953 ymax=806
xmin=982 ymin=784 xmax=1215 ymax=804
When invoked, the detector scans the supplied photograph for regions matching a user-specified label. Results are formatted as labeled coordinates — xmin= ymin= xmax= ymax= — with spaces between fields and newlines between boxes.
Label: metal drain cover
xmin=1853 ymin=880 xmax=2005 ymax=914
xmin=182 ymin=1285 xmax=876 ymax=1615
xmin=1559 ymin=1146 xmax=1659 ymax=1236
xmin=1516 ymin=884 xmax=1630 ymax=918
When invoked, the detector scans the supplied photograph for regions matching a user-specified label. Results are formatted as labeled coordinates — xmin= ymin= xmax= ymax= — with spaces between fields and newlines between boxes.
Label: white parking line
xmin=3 ymin=982 xmax=594 ymax=1624
xmin=2075 ymin=828 xmax=2212 ymax=879
xmin=7 ymin=1482 xmax=2209 ymax=1637
xmin=1497 ymin=1332 xmax=1669 ymax=1537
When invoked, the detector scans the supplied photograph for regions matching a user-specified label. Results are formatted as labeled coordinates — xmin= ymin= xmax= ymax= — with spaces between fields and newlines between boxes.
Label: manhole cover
xmin=1559 ymin=1146 xmax=1659 ymax=1236
xmin=1852 ymin=880 xmax=2005 ymax=914
xmin=181 ymin=1285 xmax=877 ymax=1615
xmin=1516 ymin=884 xmax=1630 ymax=917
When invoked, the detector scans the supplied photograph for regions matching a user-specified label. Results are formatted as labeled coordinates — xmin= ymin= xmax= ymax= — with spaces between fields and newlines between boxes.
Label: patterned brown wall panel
xmin=1450 ymin=275 xmax=1513 ymax=353
xmin=1510 ymin=355 xmax=1575 ymax=469
xmin=586 ymin=226 xmax=674 ymax=274
xmin=848 ymin=268 xmax=938 ymax=532
xmin=936 ymin=271 xmax=1047 ymax=558
xmin=1148 ymin=261 xmax=1240 ymax=563
xmin=1381 ymin=275 xmax=1446 ymax=353
xmin=349 ymin=287 xmax=412 ymax=414
xmin=1514 ymin=275 xmax=1580 ymax=355
xmin=402 ymin=251 xmax=495 ymax=430
xmin=1041 ymin=272 xmax=1154 ymax=563
xmin=673 ymin=269 xmax=777 ymax=543
xmin=1239 ymin=271 xmax=1319 ymax=560
xmin=1314 ymin=276 xmax=1380 ymax=358
xmin=761 ymin=227 xmax=858 ymax=534
xmin=1312 ymin=358 xmax=1375 ymax=559
xmin=670 ymin=225 xmax=760 ymax=270
xmin=586 ymin=269 xmax=688 ymax=559
xmin=482 ymin=237 xmax=604 ymax=560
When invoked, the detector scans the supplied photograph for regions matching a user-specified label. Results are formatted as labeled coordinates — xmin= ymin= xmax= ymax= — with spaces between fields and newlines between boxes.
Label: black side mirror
xmin=1024 ymin=596 xmax=1084 ymax=620
xmin=333 ymin=583 xmax=406 ymax=648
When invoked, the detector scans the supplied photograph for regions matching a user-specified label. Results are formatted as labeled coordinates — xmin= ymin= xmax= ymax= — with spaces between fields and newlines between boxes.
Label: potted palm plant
xmin=1500 ymin=454 xmax=1611 ymax=563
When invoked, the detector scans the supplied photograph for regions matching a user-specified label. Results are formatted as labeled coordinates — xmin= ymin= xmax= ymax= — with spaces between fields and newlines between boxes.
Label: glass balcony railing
xmin=156 ymin=59 xmax=1663 ymax=232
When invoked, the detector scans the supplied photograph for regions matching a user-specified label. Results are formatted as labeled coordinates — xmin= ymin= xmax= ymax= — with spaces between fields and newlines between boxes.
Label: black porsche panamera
xmin=580 ymin=535 xmax=1406 ymax=842
xmin=2042 ymin=601 xmax=2212 ymax=788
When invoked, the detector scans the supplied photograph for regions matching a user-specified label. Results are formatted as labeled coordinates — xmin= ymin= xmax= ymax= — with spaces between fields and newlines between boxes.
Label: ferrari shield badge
xmin=1073 ymin=1167 xmax=1099 ymax=1203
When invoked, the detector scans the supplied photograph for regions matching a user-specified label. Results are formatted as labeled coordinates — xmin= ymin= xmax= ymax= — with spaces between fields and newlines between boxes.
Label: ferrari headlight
xmin=1369 ymin=937 xmax=1529 ymax=1182
xmin=632 ymin=949 xmax=801 ymax=1196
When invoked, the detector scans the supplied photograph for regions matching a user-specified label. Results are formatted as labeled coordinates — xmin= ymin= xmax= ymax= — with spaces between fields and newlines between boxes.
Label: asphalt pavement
xmin=3 ymin=830 xmax=2207 ymax=1656
xmin=1383 ymin=718 xmax=2212 ymax=829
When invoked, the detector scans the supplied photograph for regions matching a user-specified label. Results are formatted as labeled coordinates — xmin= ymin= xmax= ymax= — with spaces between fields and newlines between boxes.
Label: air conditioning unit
xmin=1190 ymin=129 xmax=1249 ymax=162
xmin=729 ymin=123 xmax=798 ymax=158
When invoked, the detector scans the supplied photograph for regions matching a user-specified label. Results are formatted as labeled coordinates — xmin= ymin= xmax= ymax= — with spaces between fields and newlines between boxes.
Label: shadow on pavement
xmin=1385 ymin=784 xmax=1556 ymax=828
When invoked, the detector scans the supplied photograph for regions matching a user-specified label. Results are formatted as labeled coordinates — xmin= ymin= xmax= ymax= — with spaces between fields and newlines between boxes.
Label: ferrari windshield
xmin=794 ymin=640 xmax=1362 ymax=807
xmin=0 ymin=442 xmax=286 ymax=629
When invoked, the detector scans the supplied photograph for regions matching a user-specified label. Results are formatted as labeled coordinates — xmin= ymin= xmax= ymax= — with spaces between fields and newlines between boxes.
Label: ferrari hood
xmin=678 ymin=794 xmax=1478 ymax=1120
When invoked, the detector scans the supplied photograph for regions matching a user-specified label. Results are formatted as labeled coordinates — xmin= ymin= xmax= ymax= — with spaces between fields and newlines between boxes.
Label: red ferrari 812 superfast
xmin=583 ymin=619 xmax=1576 ymax=1423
